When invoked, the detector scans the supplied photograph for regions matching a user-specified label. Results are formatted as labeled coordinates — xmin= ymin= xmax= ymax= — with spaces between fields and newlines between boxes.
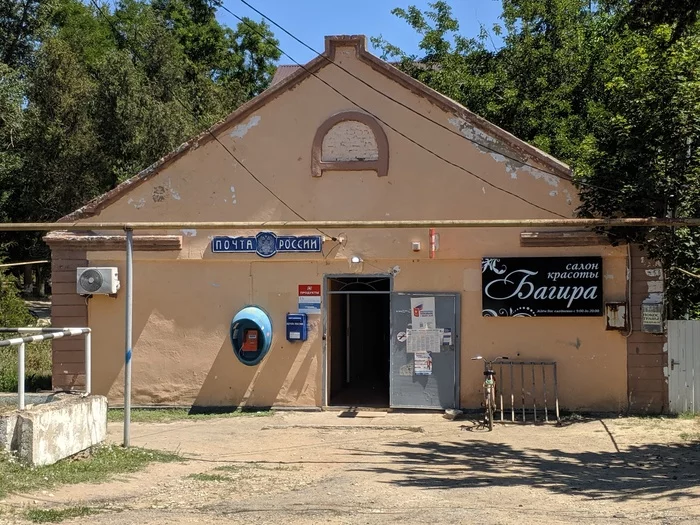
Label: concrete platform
xmin=0 ymin=393 xmax=107 ymax=466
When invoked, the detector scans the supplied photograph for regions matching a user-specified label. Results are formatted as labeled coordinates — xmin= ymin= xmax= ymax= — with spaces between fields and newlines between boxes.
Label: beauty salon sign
xmin=481 ymin=257 xmax=603 ymax=317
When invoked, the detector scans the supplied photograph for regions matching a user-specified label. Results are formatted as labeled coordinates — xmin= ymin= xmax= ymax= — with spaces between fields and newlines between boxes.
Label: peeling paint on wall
xmin=230 ymin=186 xmax=237 ymax=205
xmin=643 ymin=292 xmax=664 ymax=304
xmin=152 ymin=178 xmax=181 ymax=203
xmin=448 ymin=116 xmax=561 ymax=189
xmin=647 ymin=280 xmax=664 ymax=293
xmin=152 ymin=185 xmax=166 ymax=202
xmin=128 ymin=197 xmax=146 ymax=209
xmin=448 ymin=117 xmax=499 ymax=145
xmin=562 ymin=189 xmax=573 ymax=205
xmin=181 ymin=229 xmax=197 ymax=237
xmin=166 ymin=178 xmax=181 ymax=200
xmin=230 ymin=115 xmax=261 ymax=138
xmin=515 ymin=164 xmax=560 ymax=187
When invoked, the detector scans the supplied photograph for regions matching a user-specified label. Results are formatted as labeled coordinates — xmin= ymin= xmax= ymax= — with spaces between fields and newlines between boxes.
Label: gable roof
xmin=270 ymin=61 xmax=439 ymax=87
xmin=270 ymin=65 xmax=302 ymax=86
xmin=60 ymin=34 xmax=572 ymax=222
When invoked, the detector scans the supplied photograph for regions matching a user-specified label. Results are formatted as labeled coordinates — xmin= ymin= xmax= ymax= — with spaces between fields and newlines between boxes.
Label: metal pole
xmin=542 ymin=364 xmax=549 ymax=423
xmin=553 ymin=363 xmax=561 ymax=423
xmin=18 ymin=343 xmax=25 ymax=410
xmin=499 ymin=364 xmax=504 ymax=422
xmin=532 ymin=364 xmax=537 ymax=422
xmin=85 ymin=331 xmax=92 ymax=395
xmin=521 ymin=364 xmax=526 ymax=422
xmin=124 ymin=228 xmax=133 ymax=447
xmin=510 ymin=361 xmax=515 ymax=422
xmin=345 ymin=295 xmax=351 ymax=385
xmin=0 ymin=260 xmax=50 ymax=268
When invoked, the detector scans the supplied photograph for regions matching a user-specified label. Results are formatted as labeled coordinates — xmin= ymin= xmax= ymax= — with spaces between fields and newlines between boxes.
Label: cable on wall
xmin=87 ymin=0 xmax=337 ymax=241
xmin=222 ymin=1 xmax=569 ymax=218
xmin=234 ymin=0 xmax=621 ymax=197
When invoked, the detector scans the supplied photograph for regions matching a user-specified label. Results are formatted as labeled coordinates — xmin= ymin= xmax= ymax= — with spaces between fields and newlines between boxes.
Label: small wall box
xmin=286 ymin=313 xmax=308 ymax=342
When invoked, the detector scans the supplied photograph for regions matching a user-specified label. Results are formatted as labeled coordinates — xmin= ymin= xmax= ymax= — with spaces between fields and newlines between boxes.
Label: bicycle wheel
xmin=486 ymin=389 xmax=494 ymax=431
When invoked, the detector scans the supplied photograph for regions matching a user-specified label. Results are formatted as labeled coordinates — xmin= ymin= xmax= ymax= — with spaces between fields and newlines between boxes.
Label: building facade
xmin=45 ymin=36 xmax=667 ymax=413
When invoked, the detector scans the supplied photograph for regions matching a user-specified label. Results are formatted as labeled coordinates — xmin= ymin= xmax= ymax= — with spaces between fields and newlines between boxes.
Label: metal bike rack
xmin=489 ymin=360 xmax=560 ymax=424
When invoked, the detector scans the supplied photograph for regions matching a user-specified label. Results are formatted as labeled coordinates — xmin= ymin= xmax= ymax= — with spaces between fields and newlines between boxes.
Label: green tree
xmin=577 ymin=13 xmax=700 ymax=317
xmin=375 ymin=1 xmax=700 ymax=317
xmin=0 ymin=0 xmax=56 ymax=67
xmin=0 ymin=269 xmax=33 ymax=327
xmin=0 ymin=64 xmax=24 ymax=224
xmin=0 ymin=0 xmax=280 ymax=282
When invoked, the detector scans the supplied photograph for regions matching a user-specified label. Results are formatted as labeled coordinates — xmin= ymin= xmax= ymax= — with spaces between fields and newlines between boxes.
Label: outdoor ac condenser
xmin=76 ymin=267 xmax=120 ymax=295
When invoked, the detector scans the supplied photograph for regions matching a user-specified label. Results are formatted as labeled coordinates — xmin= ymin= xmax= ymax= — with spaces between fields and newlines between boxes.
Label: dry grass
xmin=0 ymin=445 xmax=181 ymax=499
xmin=107 ymin=408 xmax=272 ymax=423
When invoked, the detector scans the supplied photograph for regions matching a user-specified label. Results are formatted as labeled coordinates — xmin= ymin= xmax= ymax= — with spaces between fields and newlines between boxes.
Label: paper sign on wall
xmin=298 ymin=284 xmax=321 ymax=314
xmin=410 ymin=297 xmax=436 ymax=329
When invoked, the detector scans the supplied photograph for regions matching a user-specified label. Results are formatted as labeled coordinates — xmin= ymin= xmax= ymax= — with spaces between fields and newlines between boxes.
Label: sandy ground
xmin=1 ymin=411 xmax=699 ymax=524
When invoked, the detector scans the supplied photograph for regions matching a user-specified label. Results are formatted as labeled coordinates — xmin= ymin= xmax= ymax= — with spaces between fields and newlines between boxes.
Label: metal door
xmin=668 ymin=320 xmax=699 ymax=414
xmin=390 ymin=292 xmax=460 ymax=409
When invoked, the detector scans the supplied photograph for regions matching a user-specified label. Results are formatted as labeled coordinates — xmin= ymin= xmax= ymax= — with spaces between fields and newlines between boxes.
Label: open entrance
xmin=327 ymin=276 xmax=391 ymax=407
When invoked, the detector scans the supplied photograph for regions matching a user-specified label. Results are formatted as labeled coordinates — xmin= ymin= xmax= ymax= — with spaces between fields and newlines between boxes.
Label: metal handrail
xmin=0 ymin=327 xmax=91 ymax=410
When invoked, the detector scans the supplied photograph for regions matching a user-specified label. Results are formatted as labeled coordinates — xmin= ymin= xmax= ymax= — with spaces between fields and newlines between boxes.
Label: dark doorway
xmin=328 ymin=276 xmax=391 ymax=407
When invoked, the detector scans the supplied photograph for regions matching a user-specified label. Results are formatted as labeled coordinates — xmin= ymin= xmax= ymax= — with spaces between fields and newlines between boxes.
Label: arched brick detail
xmin=311 ymin=111 xmax=389 ymax=177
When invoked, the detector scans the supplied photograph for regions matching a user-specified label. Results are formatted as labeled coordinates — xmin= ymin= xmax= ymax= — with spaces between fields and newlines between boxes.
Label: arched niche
xmin=311 ymin=111 xmax=389 ymax=177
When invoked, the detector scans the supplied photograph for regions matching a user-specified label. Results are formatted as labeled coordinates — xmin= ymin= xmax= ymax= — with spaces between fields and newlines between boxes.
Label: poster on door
xmin=410 ymin=297 xmax=436 ymax=329
xmin=406 ymin=328 xmax=443 ymax=353
xmin=414 ymin=352 xmax=433 ymax=375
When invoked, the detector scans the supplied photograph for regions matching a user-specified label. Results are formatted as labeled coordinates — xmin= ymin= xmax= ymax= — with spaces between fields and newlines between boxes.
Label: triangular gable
xmin=59 ymin=34 xmax=571 ymax=222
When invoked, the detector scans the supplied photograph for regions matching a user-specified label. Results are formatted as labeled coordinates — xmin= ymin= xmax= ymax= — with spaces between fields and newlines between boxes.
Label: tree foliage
xmin=0 ymin=269 xmax=33 ymax=327
xmin=0 ymin=0 xmax=280 ymax=270
xmin=374 ymin=1 xmax=700 ymax=318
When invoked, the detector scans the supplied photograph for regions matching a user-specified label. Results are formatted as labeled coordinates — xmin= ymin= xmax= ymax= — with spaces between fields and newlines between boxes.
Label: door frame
xmin=389 ymin=291 xmax=461 ymax=410
xmin=321 ymin=273 xmax=393 ymax=407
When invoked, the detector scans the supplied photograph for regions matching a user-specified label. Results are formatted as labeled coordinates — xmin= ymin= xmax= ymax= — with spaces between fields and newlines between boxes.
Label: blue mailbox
xmin=230 ymin=306 xmax=273 ymax=366
xmin=286 ymin=313 xmax=308 ymax=342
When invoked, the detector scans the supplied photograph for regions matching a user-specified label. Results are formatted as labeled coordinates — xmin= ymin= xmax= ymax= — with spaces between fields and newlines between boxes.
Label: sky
xmin=217 ymin=0 xmax=505 ymax=65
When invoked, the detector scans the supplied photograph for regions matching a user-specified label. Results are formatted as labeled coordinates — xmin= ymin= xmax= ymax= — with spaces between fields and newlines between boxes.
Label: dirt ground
xmin=1 ymin=410 xmax=699 ymax=524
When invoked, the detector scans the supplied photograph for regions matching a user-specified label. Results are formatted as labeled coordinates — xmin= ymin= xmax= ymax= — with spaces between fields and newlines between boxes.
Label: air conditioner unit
xmin=76 ymin=267 xmax=120 ymax=295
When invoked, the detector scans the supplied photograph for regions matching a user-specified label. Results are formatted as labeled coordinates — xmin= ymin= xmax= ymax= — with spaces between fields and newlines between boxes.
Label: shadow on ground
xmin=349 ymin=432 xmax=700 ymax=502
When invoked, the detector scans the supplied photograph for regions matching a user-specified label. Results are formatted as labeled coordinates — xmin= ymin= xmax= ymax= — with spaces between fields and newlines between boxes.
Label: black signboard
xmin=482 ymin=257 xmax=603 ymax=317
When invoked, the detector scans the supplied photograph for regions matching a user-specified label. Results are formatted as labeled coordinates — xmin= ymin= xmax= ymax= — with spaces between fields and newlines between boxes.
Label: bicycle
xmin=471 ymin=355 xmax=509 ymax=431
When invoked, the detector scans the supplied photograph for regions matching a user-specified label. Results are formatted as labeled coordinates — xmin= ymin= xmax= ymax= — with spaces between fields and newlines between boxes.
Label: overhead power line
xmin=223 ymin=1 xmax=568 ymax=218
xmin=87 ymin=0 xmax=336 ymax=240
xmin=233 ymin=0 xmax=620 ymax=198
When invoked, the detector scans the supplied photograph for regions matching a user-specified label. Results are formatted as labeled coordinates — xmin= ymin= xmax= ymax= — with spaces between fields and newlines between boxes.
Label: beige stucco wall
xmin=74 ymin=40 xmax=628 ymax=411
